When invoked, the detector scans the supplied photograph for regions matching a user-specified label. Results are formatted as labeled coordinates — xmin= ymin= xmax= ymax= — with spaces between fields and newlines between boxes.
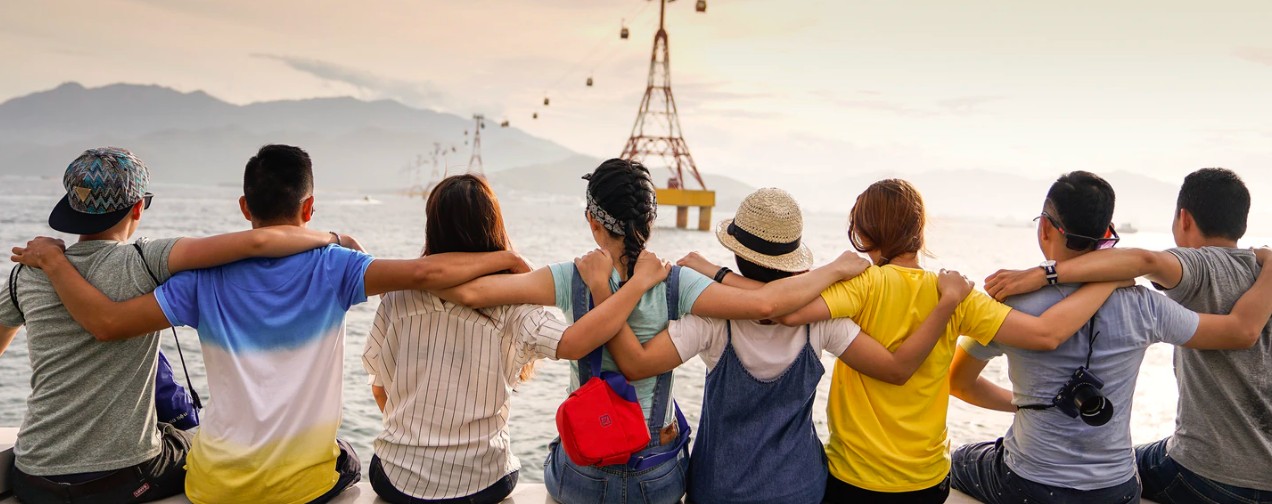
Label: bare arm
xmin=554 ymin=251 xmax=671 ymax=360
xmin=991 ymin=281 xmax=1125 ymax=351
xmin=690 ymin=251 xmax=870 ymax=320
xmin=167 ymin=225 xmax=340 ymax=273
xmin=948 ymin=345 xmax=1015 ymax=412
xmin=371 ymin=385 xmax=387 ymax=413
xmin=605 ymin=325 xmax=684 ymax=381
xmin=677 ymin=252 xmax=764 ymax=289
xmin=434 ymin=267 xmax=557 ymax=308
xmin=985 ymin=248 xmax=1182 ymax=301
xmin=0 ymin=325 xmax=17 ymax=357
xmin=840 ymin=270 xmax=972 ymax=385
xmin=363 ymin=250 xmax=532 ymax=297
xmin=1184 ymin=261 xmax=1272 ymax=349
xmin=12 ymin=239 xmax=170 ymax=341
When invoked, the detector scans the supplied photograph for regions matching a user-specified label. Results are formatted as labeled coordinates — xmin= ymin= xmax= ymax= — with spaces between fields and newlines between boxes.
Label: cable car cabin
xmin=532 ymin=112 xmax=539 ymax=119
xmin=500 ymin=120 xmax=510 ymax=127
xmin=543 ymin=97 xmax=550 ymax=106
xmin=586 ymin=77 xmax=594 ymax=87
xmin=620 ymin=26 xmax=629 ymax=39
xmin=696 ymin=0 xmax=706 ymax=12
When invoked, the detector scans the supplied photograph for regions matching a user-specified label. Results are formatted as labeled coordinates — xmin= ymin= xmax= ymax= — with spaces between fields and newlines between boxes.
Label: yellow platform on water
xmin=656 ymin=188 xmax=715 ymax=231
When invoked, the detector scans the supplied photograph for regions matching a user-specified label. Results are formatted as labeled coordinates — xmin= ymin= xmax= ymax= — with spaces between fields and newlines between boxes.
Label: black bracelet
xmin=329 ymin=231 xmax=341 ymax=246
xmin=713 ymin=267 xmax=732 ymax=283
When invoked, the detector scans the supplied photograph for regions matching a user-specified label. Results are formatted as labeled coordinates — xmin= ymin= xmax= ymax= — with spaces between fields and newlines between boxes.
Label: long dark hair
xmin=584 ymin=159 xmax=657 ymax=281
xmin=422 ymin=175 xmax=533 ymax=382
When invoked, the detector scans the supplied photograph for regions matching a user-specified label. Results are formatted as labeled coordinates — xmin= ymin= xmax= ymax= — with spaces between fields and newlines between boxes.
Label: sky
xmin=4 ymin=0 xmax=1272 ymax=190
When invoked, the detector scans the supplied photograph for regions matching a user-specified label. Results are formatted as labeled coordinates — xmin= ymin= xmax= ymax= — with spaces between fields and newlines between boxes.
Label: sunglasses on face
xmin=1034 ymin=210 xmax=1120 ymax=250
xmin=142 ymin=192 xmax=153 ymax=210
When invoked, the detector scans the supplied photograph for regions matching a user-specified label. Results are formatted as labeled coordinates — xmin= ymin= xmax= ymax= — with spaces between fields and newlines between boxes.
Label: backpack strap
xmin=133 ymin=243 xmax=203 ymax=412
xmin=8 ymin=265 xmax=25 ymax=320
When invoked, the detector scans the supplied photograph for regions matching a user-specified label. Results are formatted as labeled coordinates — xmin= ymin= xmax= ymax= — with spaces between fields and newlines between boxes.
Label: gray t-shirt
xmin=1159 ymin=247 xmax=1272 ymax=491
xmin=961 ymin=285 xmax=1199 ymax=490
xmin=0 ymin=238 xmax=178 ymax=475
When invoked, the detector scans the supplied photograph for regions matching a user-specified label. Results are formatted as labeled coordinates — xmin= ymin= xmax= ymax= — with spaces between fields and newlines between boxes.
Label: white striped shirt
xmin=362 ymin=289 xmax=566 ymax=499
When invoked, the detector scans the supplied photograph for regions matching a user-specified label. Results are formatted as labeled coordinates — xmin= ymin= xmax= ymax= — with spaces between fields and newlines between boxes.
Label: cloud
xmin=253 ymin=53 xmax=448 ymax=109
xmin=937 ymin=95 xmax=1004 ymax=114
xmin=1234 ymin=47 xmax=1272 ymax=67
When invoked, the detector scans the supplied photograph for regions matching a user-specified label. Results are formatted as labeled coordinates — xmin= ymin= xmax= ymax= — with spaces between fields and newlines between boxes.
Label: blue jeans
xmin=1137 ymin=438 xmax=1272 ymax=504
xmin=544 ymin=438 xmax=688 ymax=504
xmin=950 ymin=439 xmax=1140 ymax=504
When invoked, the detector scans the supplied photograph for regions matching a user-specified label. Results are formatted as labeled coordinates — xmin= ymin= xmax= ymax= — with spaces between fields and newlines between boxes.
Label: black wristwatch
xmin=1040 ymin=260 xmax=1059 ymax=285
xmin=713 ymin=267 xmax=732 ymax=283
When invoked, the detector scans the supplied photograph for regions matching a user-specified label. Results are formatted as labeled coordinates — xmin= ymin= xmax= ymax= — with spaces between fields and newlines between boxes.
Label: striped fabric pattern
xmin=363 ymin=290 xmax=565 ymax=500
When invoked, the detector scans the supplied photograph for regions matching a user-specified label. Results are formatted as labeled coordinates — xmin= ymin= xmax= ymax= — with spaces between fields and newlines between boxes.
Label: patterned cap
xmin=48 ymin=147 xmax=151 ymax=234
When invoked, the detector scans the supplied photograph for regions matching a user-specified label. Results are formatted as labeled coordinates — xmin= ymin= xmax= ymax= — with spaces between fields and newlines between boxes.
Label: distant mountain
xmin=0 ymin=82 xmax=577 ymax=189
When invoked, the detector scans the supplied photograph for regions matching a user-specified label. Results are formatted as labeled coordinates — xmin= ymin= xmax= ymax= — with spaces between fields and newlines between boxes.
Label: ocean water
xmin=0 ymin=175 xmax=1233 ymax=482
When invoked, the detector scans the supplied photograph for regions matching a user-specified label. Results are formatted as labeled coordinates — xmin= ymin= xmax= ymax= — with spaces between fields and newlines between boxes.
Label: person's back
xmin=154 ymin=245 xmax=372 ymax=503
xmin=968 ymin=284 xmax=1196 ymax=488
xmin=2 ymin=239 xmax=176 ymax=476
xmin=821 ymin=264 xmax=1008 ymax=491
xmin=1156 ymin=246 xmax=1271 ymax=490
xmin=364 ymin=288 xmax=563 ymax=500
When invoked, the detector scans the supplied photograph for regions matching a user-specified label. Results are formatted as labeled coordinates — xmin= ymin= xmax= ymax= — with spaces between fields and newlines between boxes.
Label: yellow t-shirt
xmin=820 ymin=264 xmax=1011 ymax=492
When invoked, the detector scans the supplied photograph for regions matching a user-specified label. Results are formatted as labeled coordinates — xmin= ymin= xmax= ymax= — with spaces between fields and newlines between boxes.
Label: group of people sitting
xmin=0 ymin=145 xmax=1268 ymax=504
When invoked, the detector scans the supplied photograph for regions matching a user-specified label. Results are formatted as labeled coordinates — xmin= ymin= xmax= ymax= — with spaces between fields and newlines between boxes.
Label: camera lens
xmin=1071 ymin=383 xmax=1114 ymax=426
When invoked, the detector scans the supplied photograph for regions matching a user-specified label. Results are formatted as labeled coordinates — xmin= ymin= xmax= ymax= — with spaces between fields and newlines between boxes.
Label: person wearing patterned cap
xmin=0 ymin=147 xmax=345 ymax=503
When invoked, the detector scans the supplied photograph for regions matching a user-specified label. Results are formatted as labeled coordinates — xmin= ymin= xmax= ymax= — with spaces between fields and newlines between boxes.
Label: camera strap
xmin=8 ymin=265 xmax=25 ymax=320
xmin=133 ymin=242 xmax=203 ymax=412
xmin=1017 ymin=315 xmax=1099 ymax=411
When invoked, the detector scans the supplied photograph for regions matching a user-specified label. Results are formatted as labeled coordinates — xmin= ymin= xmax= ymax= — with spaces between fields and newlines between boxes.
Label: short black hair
xmin=734 ymin=255 xmax=795 ymax=283
xmin=243 ymin=145 xmax=314 ymax=222
xmin=1046 ymin=171 xmax=1116 ymax=251
xmin=1177 ymin=168 xmax=1249 ymax=240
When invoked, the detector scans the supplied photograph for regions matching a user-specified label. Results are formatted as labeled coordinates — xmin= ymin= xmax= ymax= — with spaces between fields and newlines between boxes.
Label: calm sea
xmin=0 ymin=175 xmax=1235 ymax=482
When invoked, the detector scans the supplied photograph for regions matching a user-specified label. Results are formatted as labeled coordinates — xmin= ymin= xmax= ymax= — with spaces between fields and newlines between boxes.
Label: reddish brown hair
xmin=423 ymin=175 xmax=534 ymax=382
xmin=848 ymin=179 xmax=926 ymax=266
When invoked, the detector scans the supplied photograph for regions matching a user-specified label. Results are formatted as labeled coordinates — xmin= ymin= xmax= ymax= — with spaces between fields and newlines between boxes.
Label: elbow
xmin=751 ymin=301 xmax=777 ymax=321
xmin=90 ymin=322 xmax=127 ymax=342
xmin=1237 ymin=326 xmax=1261 ymax=349
xmin=555 ymin=343 xmax=588 ymax=361
xmin=412 ymin=263 xmax=443 ymax=290
xmin=879 ymin=371 xmax=909 ymax=386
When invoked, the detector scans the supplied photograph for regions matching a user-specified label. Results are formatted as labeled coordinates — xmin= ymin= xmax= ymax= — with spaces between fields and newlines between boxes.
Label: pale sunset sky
xmin=3 ymin=0 xmax=1271 ymax=190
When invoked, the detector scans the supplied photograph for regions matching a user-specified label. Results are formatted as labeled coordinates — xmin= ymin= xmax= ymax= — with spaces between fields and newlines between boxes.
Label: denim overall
xmin=544 ymin=266 xmax=692 ymax=504
xmin=686 ymin=322 xmax=827 ymax=504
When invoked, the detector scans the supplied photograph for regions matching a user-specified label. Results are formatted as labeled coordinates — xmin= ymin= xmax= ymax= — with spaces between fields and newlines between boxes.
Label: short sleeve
xmin=667 ymin=315 xmax=723 ymax=365
xmin=820 ymin=266 xmax=880 ymax=320
xmin=507 ymin=304 xmax=567 ymax=360
xmin=0 ymin=267 xmax=25 ymax=327
xmin=547 ymin=262 xmax=575 ymax=315
xmin=154 ymin=270 xmax=200 ymax=328
xmin=137 ymin=237 xmax=180 ymax=284
xmin=1142 ymin=290 xmax=1201 ymax=346
xmin=818 ymin=318 xmax=861 ymax=356
xmin=958 ymin=335 xmax=1005 ymax=361
xmin=676 ymin=268 xmax=714 ymax=317
xmin=957 ymin=290 xmax=1013 ymax=345
xmin=362 ymin=294 xmax=396 ymax=387
xmin=1160 ymin=248 xmax=1204 ymax=300
xmin=326 ymin=246 xmax=374 ymax=309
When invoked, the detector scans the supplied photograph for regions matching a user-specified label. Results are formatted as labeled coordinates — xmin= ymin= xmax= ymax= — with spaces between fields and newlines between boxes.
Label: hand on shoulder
xmin=11 ymin=236 xmax=67 ymax=270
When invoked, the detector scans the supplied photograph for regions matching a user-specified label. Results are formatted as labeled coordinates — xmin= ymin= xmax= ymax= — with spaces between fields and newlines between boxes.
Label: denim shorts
xmin=544 ymin=438 xmax=688 ymax=504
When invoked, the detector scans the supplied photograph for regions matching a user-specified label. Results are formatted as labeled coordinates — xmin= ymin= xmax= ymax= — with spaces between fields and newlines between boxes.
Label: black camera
xmin=1051 ymin=366 xmax=1113 ymax=426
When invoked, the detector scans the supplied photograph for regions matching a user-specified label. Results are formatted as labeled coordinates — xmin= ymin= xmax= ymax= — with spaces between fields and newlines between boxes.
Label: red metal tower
xmin=620 ymin=0 xmax=714 ymax=230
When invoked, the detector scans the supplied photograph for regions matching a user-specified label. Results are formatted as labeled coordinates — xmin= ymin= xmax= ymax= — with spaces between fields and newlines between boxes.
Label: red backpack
xmin=554 ymin=265 xmax=691 ymax=468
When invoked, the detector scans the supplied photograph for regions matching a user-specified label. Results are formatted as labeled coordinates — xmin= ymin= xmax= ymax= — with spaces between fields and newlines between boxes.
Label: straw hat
xmin=716 ymin=188 xmax=813 ymax=272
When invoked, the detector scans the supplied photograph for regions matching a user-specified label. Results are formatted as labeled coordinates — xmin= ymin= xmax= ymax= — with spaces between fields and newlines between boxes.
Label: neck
xmin=887 ymin=253 xmax=920 ymax=268
xmin=253 ymin=218 xmax=306 ymax=229
xmin=79 ymin=222 xmax=132 ymax=243
xmin=1197 ymin=237 xmax=1238 ymax=248
xmin=602 ymin=241 xmax=628 ymax=280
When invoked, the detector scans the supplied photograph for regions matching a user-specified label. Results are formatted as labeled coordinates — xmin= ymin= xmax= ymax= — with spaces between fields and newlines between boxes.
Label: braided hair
xmin=584 ymin=158 xmax=657 ymax=282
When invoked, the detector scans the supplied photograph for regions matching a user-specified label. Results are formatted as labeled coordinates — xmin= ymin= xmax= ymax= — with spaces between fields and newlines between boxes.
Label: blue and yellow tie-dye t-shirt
xmin=155 ymin=245 xmax=373 ymax=504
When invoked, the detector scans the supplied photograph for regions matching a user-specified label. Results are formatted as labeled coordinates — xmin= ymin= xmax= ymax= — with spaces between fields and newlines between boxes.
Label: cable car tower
xmin=467 ymin=114 xmax=486 ymax=177
xmin=621 ymin=0 xmax=714 ymax=231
